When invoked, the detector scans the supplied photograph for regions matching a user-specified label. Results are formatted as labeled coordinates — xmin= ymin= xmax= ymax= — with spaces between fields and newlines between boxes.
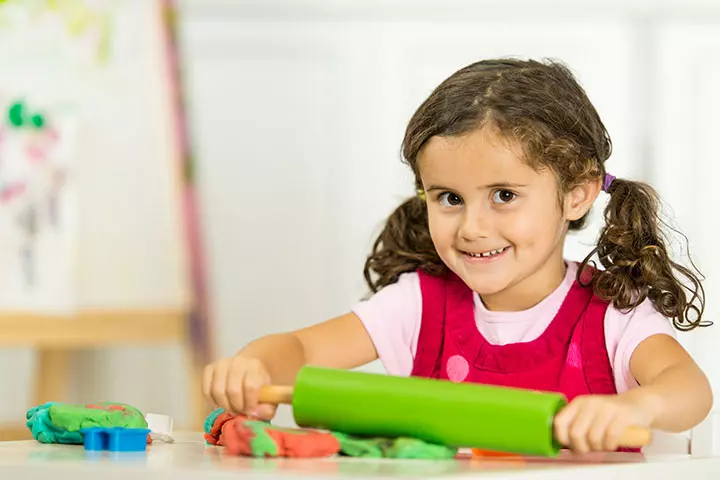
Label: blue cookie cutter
xmin=81 ymin=427 xmax=151 ymax=452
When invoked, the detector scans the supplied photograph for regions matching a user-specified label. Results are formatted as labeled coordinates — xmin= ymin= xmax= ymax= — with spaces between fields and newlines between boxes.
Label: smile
xmin=461 ymin=246 xmax=510 ymax=258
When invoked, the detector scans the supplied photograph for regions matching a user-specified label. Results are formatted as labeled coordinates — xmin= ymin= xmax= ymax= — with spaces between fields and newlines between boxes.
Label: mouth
xmin=459 ymin=246 xmax=510 ymax=260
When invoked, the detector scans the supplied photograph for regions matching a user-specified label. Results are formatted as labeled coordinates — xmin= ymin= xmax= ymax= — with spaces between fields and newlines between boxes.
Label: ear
xmin=563 ymin=178 xmax=602 ymax=222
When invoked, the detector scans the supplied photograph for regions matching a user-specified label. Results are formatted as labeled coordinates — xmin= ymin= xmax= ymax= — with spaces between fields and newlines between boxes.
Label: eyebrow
xmin=425 ymin=182 xmax=528 ymax=191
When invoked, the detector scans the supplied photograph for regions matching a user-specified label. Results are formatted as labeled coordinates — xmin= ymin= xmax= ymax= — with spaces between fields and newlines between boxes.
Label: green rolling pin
xmin=259 ymin=366 xmax=652 ymax=457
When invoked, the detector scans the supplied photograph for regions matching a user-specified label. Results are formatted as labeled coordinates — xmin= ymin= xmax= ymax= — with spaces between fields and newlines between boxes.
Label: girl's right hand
xmin=202 ymin=355 xmax=277 ymax=420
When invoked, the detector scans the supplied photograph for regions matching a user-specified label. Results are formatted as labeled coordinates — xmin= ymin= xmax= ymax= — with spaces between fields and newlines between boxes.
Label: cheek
xmin=504 ymin=201 xmax=563 ymax=244
xmin=427 ymin=210 xmax=452 ymax=247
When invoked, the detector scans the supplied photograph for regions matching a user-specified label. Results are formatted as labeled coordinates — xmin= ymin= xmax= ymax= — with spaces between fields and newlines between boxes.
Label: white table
xmin=1 ymin=433 xmax=719 ymax=479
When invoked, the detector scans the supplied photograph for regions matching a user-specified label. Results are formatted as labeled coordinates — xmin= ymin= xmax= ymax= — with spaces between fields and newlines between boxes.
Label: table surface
xmin=1 ymin=432 xmax=719 ymax=479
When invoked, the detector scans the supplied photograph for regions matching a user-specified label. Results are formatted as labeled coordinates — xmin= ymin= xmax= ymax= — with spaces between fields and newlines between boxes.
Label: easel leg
xmin=190 ymin=355 xmax=208 ymax=430
xmin=183 ymin=337 xmax=211 ymax=431
xmin=33 ymin=348 xmax=72 ymax=405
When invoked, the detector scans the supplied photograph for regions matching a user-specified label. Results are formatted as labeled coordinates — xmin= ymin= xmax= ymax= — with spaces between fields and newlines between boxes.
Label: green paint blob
xmin=30 ymin=114 xmax=45 ymax=129
xmin=8 ymin=101 xmax=24 ymax=127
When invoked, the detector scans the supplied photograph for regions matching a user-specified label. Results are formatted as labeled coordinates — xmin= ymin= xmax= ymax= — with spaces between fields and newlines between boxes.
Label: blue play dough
xmin=204 ymin=408 xmax=225 ymax=434
xmin=26 ymin=402 xmax=84 ymax=444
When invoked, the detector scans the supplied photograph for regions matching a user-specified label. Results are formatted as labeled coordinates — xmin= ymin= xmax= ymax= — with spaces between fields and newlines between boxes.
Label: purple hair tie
xmin=602 ymin=173 xmax=616 ymax=193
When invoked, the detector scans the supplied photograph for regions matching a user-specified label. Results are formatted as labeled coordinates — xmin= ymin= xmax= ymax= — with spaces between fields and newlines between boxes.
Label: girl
xmin=203 ymin=58 xmax=713 ymax=453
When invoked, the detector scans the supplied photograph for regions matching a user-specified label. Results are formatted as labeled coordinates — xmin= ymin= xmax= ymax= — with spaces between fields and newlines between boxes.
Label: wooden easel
xmin=0 ymin=309 xmax=209 ymax=441
xmin=0 ymin=0 xmax=213 ymax=441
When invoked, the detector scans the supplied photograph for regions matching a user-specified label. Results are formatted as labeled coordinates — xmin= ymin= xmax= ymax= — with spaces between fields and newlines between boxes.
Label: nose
xmin=458 ymin=207 xmax=491 ymax=242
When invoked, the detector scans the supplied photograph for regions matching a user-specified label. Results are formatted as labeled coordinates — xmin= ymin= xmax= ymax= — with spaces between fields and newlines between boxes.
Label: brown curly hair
xmin=363 ymin=58 xmax=708 ymax=331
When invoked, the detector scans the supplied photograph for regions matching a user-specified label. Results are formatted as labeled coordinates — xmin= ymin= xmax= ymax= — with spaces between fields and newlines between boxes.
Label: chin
xmin=465 ymin=280 xmax=508 ymax=297
xmin=453 ymin=271 xmax=510 ymax=296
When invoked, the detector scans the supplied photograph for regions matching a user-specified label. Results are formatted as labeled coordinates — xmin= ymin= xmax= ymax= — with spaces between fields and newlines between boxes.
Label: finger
xmin=554 ymin=398 xmax=584 ymax=447
xmin=209 ymin=359 xmax=232 ymax=412
xmin=225 ymin=358 xmax=249 ymax=415
xmin=243 ymin=361 xmax=270 ymax=416
xmin=567 ymin=400 xmax=600 ymax=454
xmin=587 ymin=406 xmax=615 ymax=451
xmin=605 ymin=417 xmax=633 ymax=452
xmin=254 ymin=404 xmax=277 ymax=421
xmin=202 ymin=364 xmax=214 ymax=400
xmin=255 ymin=365 xmax=277 ymax=420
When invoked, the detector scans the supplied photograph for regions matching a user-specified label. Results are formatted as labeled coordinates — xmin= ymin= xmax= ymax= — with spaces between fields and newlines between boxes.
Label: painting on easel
xmin=0 ymin=0 xmax=210 ymax=438
xmin=0 ymin=0 xmax=114 ymax=312
xmin=0 ymin=96 xmax=77 ymax=312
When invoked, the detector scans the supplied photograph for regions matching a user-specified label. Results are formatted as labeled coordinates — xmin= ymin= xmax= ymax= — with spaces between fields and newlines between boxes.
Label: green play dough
xmin=49 ymin=403 xmax=147 ymax=431
xmin=333 ymin=432 xmax=456 ymax=459
xmin=383 ymin=437 xmax=456 ymax=459
xmin=243 ymin=420 xmax=279 ymax=457
xmin=332 ymin=433 xmax=385 ymax=458
xmin=26 ymin=402 xmax=147 ymax=444
xmin=204 ymin=409 xmax=457 ymax=460
xmin=26 ymin=403 xmax=83 ymax=444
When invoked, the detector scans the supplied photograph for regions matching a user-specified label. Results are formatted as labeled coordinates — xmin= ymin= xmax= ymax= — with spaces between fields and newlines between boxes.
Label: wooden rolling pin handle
xmin=258 ymin=385 xmax=294 ymax=405
xmin=617 ymin=425 xmax=653 ymax=448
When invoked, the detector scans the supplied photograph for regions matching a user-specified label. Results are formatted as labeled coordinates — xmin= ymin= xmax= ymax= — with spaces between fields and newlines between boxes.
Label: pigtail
xmin=580 ymin=178 xmax=709 ymax=331
xmin=363 ymin=196 xmax=445 ymax=293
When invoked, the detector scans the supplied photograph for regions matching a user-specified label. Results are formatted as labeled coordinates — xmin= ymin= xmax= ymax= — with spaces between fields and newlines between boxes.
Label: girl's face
xmin=418 ymin=127 xmax=597 ymax=311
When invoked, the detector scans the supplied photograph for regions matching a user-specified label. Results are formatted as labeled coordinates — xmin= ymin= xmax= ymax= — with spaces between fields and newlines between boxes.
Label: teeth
xmin=467 ymin=247 xmax=506 ymax=257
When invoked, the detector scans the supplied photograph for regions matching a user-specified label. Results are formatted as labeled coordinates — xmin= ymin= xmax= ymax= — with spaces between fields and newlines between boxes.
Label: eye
xmin=438 ymin=192 xmax=463 ymax=207
xmin=492 ymin=189 xmax=516 ymax=204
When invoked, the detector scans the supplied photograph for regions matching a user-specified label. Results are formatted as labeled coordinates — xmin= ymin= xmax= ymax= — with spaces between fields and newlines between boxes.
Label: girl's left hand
xmin=553 ymin=394 xmax=657 ymax=453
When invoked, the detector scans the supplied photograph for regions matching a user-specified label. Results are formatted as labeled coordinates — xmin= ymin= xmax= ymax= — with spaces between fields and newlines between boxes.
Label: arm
xmin=236 ymin=312 xmax=379 ymax=385
xmin=554 ymin=333 xmax=712 ymax=452
xmin=204 ymin=312 xmax=378 ymax=415
xmin=205 ymin=273 xmax=418 ymax=415
xmin=625 ymin=333 xmax=713 ymax=432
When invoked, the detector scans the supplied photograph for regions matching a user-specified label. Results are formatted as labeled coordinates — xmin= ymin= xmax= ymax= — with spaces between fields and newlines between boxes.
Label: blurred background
xmin=0 ymin=0 xmax=717 ymax=443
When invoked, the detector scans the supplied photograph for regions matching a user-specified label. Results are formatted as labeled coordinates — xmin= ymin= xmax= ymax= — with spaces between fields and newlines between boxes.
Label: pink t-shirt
xmin=352 ymin=261 xmax=676 ymax=393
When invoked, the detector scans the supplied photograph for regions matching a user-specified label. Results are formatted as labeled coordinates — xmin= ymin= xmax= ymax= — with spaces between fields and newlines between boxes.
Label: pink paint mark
xmin=446 ymin=355 xmax=470 ymax=382
xmin=566 ymin=341 xmax=582 ymax=369
xmin=26 ymin=145 xmax=46 ymax=164
xmin=0 ymin=183 xmax=26 ymax=203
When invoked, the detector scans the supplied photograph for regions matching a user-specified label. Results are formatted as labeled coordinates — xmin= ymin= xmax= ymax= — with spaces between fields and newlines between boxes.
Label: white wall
xmin=179 ymin=4 xmax=636 ymax=354
xmin=653 ymin=22 xmax=720 ymax=401
xmin=177 ymin=0 xmax=720 ymax=431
